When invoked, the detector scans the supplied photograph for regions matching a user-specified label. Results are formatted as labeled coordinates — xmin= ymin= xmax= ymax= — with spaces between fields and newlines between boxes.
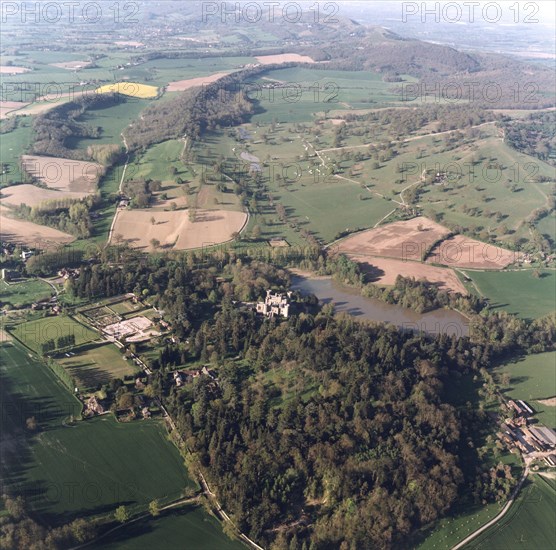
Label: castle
xmin=256 ymin=290 xmax=292 ymax=318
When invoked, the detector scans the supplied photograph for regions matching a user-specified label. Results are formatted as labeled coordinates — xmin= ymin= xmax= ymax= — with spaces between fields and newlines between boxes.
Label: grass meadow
xmin=0 ymin=278 xmax=53 ymax=308
xmin=0 ymin=119 xmax=33 ymax=182
xmin=56 ymin=342 xmax=139 ymax=390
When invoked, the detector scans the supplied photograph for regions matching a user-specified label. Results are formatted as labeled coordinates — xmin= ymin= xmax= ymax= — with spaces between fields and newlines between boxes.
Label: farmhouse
xmin=86 ymin=395 xmax=105 ymax=416
xmin=256 ymin=290 xmax=292 ymax=318
xmin=507 ymin=399 xmax=533 ymax=417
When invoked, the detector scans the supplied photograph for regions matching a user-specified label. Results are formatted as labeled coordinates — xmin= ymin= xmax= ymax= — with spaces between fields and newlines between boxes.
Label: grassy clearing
xmin=0 ymin=118 xmax=33 ymax=182
xmin=56 ymin=342 xmax=139 ymax=390
xmin=465 ymin=269 xmax=556 ymax=320
xmin=0 ymin=340 xmax=195 ymax=523
xmin=10 ymin=315 xmax=98 ymax=353
xmin=0 ymin=278 xmax=53 ymax=308
xmin=125 ymin=139 xmax=190 ymax=184
xmin=69 ymin=99 xmax=151 ymax=149
xmin=322 ymin=124 xmax=551 ymax=247
xmin=495 ymin=352 xmax=556 ymax=428
xmin=464 ymin=475 xmax=556 ymax=550
xmin=94 ymin=504 xmax=245 ymax=550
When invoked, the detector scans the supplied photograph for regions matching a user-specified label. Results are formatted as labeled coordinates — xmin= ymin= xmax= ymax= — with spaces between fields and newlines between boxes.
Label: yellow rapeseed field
xmin=95 ymin=82 xmax=158 ymax=98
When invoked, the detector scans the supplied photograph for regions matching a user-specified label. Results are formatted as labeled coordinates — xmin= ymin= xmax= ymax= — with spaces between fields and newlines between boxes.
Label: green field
xmin=465 ymin=269 xmax=556 ymax=320
xmin=0 ymin=278 xmax=53 ymax=308
xmin=495 ymin=352 xmax=556 ymax=428
xmin=251 ymin=67 xmax=414 ymax=122
xmin=0 ymin=340 xmax=195 ymax=522
xmin=10 ymin=315 xmax=98 ymax=353
xmin=56 ymin=342 xmax=139 ymax=390
xmin=94 ymin=505 xmax=245 ymax=550
xmin=464 ymin=475 xmax=556 ymax=550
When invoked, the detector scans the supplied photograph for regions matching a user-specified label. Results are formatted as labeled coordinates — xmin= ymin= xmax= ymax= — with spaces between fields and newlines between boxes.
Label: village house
xmin=57 ymin=268 xmax=80 ymax=280
xmin=256 ymin=290 xmax=292 ymax=319
xmin=85 ymin=395 xmax=105 ymax=416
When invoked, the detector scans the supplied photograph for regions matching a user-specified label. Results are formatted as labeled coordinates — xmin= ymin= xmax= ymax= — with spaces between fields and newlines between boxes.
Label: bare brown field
xmin=0 ymin=184 xmax=88 ymax=207
xmin=538 ymin=397 xmax=556 ymax=407
xmin=111 ymin=208 xmax=247 ymax=251
xmin=426 ymin=235 xmax=518 ymax=269
xmin=21 ymin=155 xmax=102 ymax=194
xmin=351 ymin=255 xmax=467 ymax=294
xmin=50 ymin=60 xmax=91 ymax=70
xmin=336 ymin=217 xmax=451 ymax=261
xmin=166 ymin=72 xmax=230 ymax=92
xmin=255 ymin=54 xmax=315 ymax=64
xmin=3 ymin=100 xmax=69 ymax=118
xmin=0 ymin=66 xmax=30 ymax=74
xmin=0 ymin=101 xmax=29 ymax=119
xmin=0 ymin=206 xmax=74 ymax=246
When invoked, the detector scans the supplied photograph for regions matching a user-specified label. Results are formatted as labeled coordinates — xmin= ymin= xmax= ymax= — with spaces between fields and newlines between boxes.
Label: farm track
xmin=106 ymin=131 xmax=130 ymax=246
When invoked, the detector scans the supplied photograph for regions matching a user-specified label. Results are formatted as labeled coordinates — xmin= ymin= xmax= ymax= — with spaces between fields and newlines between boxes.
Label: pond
xmin=291 ymin=274 xmax=469 ymax=338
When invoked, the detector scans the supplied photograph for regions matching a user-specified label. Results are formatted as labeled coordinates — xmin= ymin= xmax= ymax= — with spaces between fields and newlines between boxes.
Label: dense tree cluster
xmin=14 ymin=195 xmax=99 ymax=239
xmin=502 ymin=111 xmax=556 ymax=166
xmin=0 ymin=494 xmax=96 ymax=550
xmin=26 ymin=249 xmax=84 ymax=276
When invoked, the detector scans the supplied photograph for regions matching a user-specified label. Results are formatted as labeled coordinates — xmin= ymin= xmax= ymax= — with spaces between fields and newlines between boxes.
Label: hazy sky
xmin=347 ymin=1 xmax=556 ymax=25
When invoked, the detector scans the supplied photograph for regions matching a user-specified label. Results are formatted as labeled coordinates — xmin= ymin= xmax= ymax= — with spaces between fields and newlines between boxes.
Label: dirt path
xmin=399 ymin=168 xmax=426 ymax=206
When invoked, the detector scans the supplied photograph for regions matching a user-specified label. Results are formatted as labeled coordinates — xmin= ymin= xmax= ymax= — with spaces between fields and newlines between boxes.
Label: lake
xmin=291 ymin=275 xmax=469 ymax=338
